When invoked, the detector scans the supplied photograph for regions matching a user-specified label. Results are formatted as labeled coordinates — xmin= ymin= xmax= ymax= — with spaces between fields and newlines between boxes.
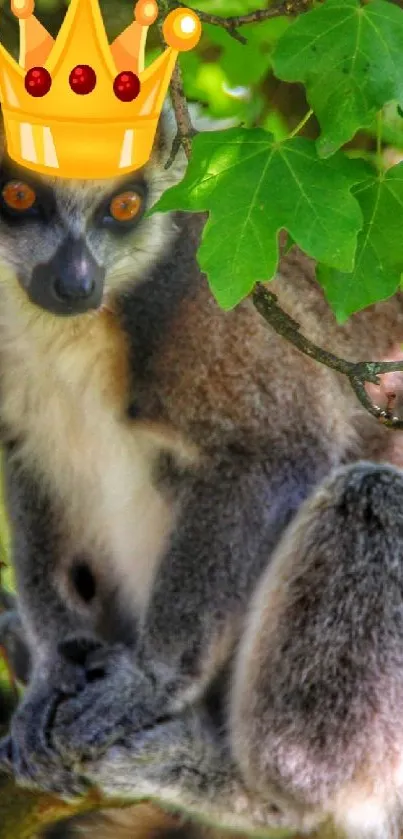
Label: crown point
xmin=69 ymin=65 xmax=97 ymax=95
xmin=24 ymin=66 xmax=52 ymax=97
xmin=134 ymin=0 xmax=158 ymax=25
xmin=113 ymin=71 xmax=141 ymax=102
xmin=162 ymin=8 xmax=201 ymax=52
xmin=11 ymin=0 xmax=34 ymax=19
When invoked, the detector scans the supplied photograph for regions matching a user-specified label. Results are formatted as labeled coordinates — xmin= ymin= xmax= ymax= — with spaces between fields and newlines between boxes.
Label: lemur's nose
xmin=51 ymin=236 xmax=104 ymax=303
xmin=29 ymin=235 xmax=105 ymax=316
xmin=54 ymin=257 xmax=95 ymax=301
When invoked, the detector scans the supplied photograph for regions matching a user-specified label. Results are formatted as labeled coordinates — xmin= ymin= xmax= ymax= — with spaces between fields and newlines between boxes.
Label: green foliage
xmin=179 ymin=14 xmax=289 ymax=121
xmin=150 ymin=0 xmax=403 ymax=321
xmin=272 ymin=0 xmax=403 ymax=158
xmin=318 ymin=164 xmax=403 ymax=321
xmin=152 ymin=128 xmax=369 ymax=308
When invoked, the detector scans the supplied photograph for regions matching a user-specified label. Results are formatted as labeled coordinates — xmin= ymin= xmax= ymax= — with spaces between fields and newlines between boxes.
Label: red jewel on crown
xmin=69 ymin=64 xmax=97 ymax=95
xmin=24 ymin=66 xmax=52 ymax=97
xmin=113 ymin=71 xmax=141 ymax=102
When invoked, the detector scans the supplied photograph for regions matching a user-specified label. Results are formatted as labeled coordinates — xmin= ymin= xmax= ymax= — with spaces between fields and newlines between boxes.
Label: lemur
xmin=1 ymin=104 xmax=403 ymax=839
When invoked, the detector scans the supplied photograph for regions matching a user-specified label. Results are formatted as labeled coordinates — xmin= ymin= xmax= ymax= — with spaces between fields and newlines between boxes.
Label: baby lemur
xmin=2 ymin=105 xmax=403 ymax=839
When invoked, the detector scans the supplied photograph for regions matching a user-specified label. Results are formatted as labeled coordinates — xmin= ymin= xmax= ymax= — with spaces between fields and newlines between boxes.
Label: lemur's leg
xmin=232 ymin=461 xmax=403 ymax=839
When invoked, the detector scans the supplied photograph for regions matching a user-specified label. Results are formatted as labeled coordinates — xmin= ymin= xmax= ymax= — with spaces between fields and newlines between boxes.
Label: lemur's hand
xmin=0 ymin=651 xmax=91 ymax=797
xmin=0 ymin=602 xmax=79 ymax=795
xmin=50 ymin=639 xmax=162 ymax=765
xmin=0 ymin=636 xmax=166 ymax=797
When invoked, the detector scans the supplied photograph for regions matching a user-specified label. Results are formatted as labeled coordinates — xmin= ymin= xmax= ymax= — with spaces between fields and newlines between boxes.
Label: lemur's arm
xmin=3 ymin=448 xmax=92 ymax=657
xmin=0 ymin=449 xmax=99 ymax=795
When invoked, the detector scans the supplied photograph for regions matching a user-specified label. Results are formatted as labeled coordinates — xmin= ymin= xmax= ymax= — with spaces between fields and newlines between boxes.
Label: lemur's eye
xmin=95 ymin=182 xmax=147 ymax=233
xmin=109 ymin=190 xmax=143 ymax=222
xmin=2 ymin=180 xmax=36 ymax=212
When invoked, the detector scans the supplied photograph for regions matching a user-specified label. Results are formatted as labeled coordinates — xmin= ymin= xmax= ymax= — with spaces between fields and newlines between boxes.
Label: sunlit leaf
xmin=151 ymin=128 xmax=368 ymax=309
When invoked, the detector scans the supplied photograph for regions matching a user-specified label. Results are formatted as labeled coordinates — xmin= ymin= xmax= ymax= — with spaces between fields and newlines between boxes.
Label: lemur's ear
xmin=154 ymin=105 xmax=179 ymax=157
xmin=150 ymin=105 xmax=189 ymax=190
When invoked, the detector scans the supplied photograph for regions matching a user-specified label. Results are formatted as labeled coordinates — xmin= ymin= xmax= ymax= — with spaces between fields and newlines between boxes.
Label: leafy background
xmin=152 ymin=0 xmax=403 ymax=317
xmin=2 ymin=0 xmax=403 ymax=788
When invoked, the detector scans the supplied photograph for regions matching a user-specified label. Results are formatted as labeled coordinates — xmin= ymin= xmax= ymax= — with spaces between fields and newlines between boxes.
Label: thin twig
xmin=252 ymin=283 xmax=403 ymax=430
xmin=165 ymin=63 xmax=198 ymax=169
xmin=174 ymin=0 xmax=313 ymax=44
xmin=157 ymin=11 xmax=198 ymax=168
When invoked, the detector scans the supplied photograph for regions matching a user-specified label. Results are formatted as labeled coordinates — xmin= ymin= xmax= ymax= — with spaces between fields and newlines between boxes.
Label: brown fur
xmin=145 ymin=249 xmax=403 ymax=462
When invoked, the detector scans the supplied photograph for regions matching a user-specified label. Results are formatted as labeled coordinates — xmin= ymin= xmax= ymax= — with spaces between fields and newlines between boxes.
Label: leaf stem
xmin=287 ymin=109 xmax=314 ymax=139
xmin=376 ymin=110 xmax=383 ymax=169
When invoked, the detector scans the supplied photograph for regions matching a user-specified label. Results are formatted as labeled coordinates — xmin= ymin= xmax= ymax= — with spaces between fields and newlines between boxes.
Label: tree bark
xmin=0 ymin=773 xmax=342 ymax=839
xmin=0 ymin=774 xmax=123 ymax=839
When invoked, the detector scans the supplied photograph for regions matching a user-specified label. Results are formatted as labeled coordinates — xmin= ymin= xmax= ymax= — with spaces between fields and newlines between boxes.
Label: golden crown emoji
xmin=0 ymin=0 xmax=201 ymax=178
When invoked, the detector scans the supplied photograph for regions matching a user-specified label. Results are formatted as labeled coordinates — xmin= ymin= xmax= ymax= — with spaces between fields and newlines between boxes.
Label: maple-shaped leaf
xmin=272 ymin=0 xmax=403 ymax=158
xmin=317 ymin=164 xmax=403 ymax=323
xmin=151 ymin=128 xmax=367 ymax=309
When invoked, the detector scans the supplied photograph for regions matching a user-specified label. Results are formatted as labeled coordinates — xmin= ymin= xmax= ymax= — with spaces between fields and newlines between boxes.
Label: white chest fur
xmin=0 ymin=293 xmax=189 ymax=612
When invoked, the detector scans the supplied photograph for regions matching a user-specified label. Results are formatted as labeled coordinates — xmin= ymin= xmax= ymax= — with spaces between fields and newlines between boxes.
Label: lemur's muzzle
xmin=29 ymin=235 xmax=105 ymax=316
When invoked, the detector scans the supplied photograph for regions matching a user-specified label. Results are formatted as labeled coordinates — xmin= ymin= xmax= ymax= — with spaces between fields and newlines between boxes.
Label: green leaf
xmin=205 ymin=18 xmax=289 ymax=87
xmin=272 ymin=0 xmax=403 ymax=157
xmin=317 ymin=164 xmax=403 ymax=323
xmin=151 ymin=128 xmax=367 ymax=309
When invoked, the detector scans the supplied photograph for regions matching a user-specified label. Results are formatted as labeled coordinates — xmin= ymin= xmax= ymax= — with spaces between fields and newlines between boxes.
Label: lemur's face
xmin=0 ymin=124 xmax=181 ymax=316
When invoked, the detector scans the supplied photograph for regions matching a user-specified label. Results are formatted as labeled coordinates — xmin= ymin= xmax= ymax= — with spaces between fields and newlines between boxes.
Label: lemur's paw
xmin=0 ymin=713 xmax=88 ymax=798
xmin=77 ymin=716 xmax=207 ymax=801
xmin=0 ymin=644 xmax=101 ymax=796
xmin=51 ymin=640 xmax=159 ymax=763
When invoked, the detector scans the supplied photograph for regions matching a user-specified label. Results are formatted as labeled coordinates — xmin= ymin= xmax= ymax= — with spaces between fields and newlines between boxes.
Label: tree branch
xmin=175 ymin=0 xmax=314 ymax=44
xmin=163 ymin=0 xmax=314 ymax=153
xmin=0 ymin=774 xmax=133 ymax=839
xmin=252 ymin=283 xmax=403 ymax=430
xmin=165 ymin=62 xmax=198 ymax=168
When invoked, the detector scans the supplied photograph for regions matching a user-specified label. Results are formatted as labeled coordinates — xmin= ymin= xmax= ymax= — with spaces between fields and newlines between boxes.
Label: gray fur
xmin=232 ymin=462 xmax=403 ymax=838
